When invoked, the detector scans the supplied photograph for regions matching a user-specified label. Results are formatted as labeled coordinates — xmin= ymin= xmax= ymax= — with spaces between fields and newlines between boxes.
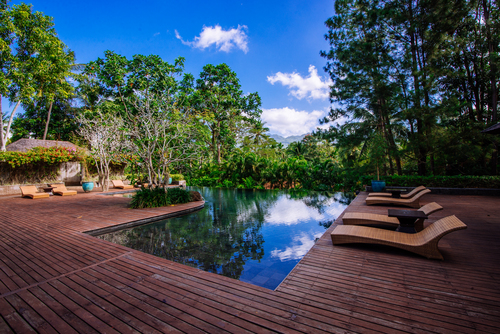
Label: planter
xmin=168 ymin=177 xmax=172 ymax=185
xmin=371 ymin=180 xmax=386 ymax=192
xmin=82 ymin=181 xmax=94 ymax=192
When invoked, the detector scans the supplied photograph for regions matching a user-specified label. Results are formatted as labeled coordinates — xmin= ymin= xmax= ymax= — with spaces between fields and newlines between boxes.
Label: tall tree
xmin=193 ymin=63 xmax=262 ymax=164
xmin=0 ymin=2 xmax=74 ymax=148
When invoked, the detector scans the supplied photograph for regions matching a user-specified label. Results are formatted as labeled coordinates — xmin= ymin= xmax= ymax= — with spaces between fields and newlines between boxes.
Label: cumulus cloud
xmin=267 ymin=65 xmax=332 ymax=100
xmin=175 ymin=25 xmax=248 ymax=53
xmin=271 ymin=232 xmax=323 ymax=261
xmin=265 ymin=197 xmax=324 ymax=225
xmin=261 ymin=107 xmax=329 ymax=137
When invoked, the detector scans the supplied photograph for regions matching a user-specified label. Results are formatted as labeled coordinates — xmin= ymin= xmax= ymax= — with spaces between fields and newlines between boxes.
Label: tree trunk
xmin=43 ymin=101 xmax=53 ymax=140
xmin=3 ymin=101 xmax=21 ymax=150
xmin=483 ymin=0 xmax=498 ymax=122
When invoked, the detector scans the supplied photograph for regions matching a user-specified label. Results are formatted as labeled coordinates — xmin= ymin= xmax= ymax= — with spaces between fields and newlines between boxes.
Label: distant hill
xmin=269 ymin=133 xmax=308 ymax=147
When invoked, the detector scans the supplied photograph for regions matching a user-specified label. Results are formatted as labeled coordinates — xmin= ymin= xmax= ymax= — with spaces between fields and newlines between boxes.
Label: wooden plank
xmin=0 ymin=192 xmax=499 ymax=333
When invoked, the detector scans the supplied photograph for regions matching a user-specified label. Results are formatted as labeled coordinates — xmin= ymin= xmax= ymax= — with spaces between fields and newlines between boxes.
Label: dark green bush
xmin=130 ymin=187 xmax=169 ymax=209
xmin=166 ymin=187 xmax=191 ymax=204
xmin=364 ymin=175 xmax=500 ymax=189
xmin=189 ymin=190 xmax=203 ymax=201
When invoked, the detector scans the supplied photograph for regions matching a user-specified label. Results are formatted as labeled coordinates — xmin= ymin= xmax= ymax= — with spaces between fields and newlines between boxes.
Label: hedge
xmin=362 ymin=175 xmax=500 ymax=189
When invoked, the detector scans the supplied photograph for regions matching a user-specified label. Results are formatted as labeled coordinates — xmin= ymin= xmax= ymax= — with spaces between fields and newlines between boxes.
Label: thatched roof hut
xmin=6 ymin=139 xmax=81 ymax=152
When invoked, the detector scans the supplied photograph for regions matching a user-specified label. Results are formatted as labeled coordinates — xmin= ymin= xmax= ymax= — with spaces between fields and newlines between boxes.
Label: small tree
xmin=126 ymin=92 xmax=202 ymax=185
xmin=77 ymin=109 xmax=126 ymax=192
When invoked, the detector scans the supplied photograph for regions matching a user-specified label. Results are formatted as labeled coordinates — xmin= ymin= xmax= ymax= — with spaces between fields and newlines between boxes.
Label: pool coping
xmin=84 ymin=200 xmax=205 ymax=236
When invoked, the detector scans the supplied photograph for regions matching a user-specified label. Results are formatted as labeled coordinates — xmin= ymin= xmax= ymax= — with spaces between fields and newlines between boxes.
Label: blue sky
xmin=8 ymin=0 xmax=335 ymax=137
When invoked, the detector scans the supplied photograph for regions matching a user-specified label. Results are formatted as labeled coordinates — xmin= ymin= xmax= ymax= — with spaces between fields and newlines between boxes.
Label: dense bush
xmin=189 ymin=190 xmax=203 ymax=201
xmin=130 ymin=186 xmax=192 ymax=209
xmin=166 ymin=187 xmax=191 ymax=204
xmin=186 ymin=152 xmax=341 ymax=191
xmin=379 ymin=175 xmax=500 ymax=189
xmin=0 ymin=147 xmax=83 ymax=168
xmin=130 ymin=187 xmax=170 ymax=209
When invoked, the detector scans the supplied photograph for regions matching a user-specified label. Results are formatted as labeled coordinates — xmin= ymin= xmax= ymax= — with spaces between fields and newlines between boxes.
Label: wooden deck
xmin=0 ymin=190 xmax=499 ymax=333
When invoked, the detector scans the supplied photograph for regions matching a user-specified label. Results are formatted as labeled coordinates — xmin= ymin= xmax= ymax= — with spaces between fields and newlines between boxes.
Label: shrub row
xmin=0 ymin=147 xmax=83 ymax=167
xmin=362 ymin=175 xmax=500 ymax=189
xmin=129 ymin=187 xmax=199 ymax=209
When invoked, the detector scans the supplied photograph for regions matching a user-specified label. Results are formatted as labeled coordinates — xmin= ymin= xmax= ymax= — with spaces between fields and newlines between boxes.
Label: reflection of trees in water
xmin=318 ymin=220 xmax=335 ymax=229
xmin=100 ymin=188 xmax=281 ymax=280
xmin=99 ymin=188 xmax=352 ymax=280
xmin=288 ymin=190 xmax=354 ymax=215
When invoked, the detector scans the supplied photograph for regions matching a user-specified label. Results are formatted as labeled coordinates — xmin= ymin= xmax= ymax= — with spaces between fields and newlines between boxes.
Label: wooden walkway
xmin=0 ymin=190 xmax=499 ymax=333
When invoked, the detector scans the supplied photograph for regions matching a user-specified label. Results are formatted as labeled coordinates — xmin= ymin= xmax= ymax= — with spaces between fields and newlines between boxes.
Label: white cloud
xmin=267 ymin=65 xmax=332 ymax=100
xmin=271 ymin=232 xmax=323 ymax=261
xmin=153 ymin=32 xmax=160 ymax=36
xmin=175 ymin=25 xmax=248 ymax=53
xmin=265 ymin=197 xmax=324 ymax=225
xmin=261 ymin=107 xmax=328 ymax=137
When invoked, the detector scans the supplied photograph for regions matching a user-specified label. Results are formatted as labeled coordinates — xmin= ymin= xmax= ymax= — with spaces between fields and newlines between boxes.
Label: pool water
xmin=98 ymin=187 xmax=353 ymax=290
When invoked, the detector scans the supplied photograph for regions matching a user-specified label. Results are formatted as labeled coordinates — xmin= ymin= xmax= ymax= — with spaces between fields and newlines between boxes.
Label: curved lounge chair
xmin=366 ymin=189 xmax=431 ymax=208
xmin=331 ymin=215 xmax=467 ymax=260
xmin=368 ymin=185 xmax=426 ymax=198
xmin=49 ymin=183 xmax=77 ymax=196
xmin=20 ymin=186 xmax=49 ymax=199
xmin=343 ymin=202 xmax=443 ymax=232
xmin=111 ymin=180 xmax=134 ymax=190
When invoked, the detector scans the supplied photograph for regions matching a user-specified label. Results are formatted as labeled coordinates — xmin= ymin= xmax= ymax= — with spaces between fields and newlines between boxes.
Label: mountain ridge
xmin=269 ymin=133 xmax=308 ymax=147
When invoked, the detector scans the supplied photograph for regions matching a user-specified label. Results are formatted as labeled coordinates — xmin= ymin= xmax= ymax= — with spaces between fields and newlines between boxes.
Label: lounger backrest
xmin=416 ymin=215 xmax=467 ymax=244
xmin=418 ymin=202 xmax=443 ymax=216
xmin=112 ymin=180 xmax=124 ymax=187
xmin=406 ymin=185 xmax=426 ymax=197
xmin=20 ymin=185 xmax=38 ymax=195
xmin=410 ymin=189 xmax=431 ymax=201
xmin=49 ymin=183 xmax=68 ymax=192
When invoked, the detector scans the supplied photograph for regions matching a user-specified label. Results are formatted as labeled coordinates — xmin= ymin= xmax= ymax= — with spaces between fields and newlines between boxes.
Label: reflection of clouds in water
xmin=271 ymin=232 xmax=323 ymax=261
xmin=324 ymin=199 xmax=349 ymax=218
xmin=265 ymin=197 xmax=324 ymax=225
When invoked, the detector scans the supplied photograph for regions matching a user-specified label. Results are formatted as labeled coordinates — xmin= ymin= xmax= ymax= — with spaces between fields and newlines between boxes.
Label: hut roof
xmin=482 ymin=123 xmax=500 ymax=135
xmin=6 ymin=139 xmax=80 ymax=152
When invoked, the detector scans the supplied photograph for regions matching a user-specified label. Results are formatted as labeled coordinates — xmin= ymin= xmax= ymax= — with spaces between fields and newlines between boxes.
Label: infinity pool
xmin=98 ymin=187 xmax=353 ymax=290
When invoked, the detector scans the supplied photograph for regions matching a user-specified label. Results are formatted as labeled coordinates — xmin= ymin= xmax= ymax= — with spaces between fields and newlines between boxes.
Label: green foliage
xmin=170 ymin=173 xmax=184 ymax=181
xmin=130 ymin=187 xmax=170 ymax=209
xmin=166 ymin=187 xmax=191 ymax=204
xmin=129 ymin=186 xmax=191 ymax=209
xmin=192 ymin=63 xmax=262 ymax=164
xmin=381 ymin=175 xmax=500 ymax=189
xmin=0 ymin=146 xmax=83 ymax=168
xmin=186 ymin=149 xmax=341 ymax=191
xmin=319 ymin=0 xmax=500 ymax=177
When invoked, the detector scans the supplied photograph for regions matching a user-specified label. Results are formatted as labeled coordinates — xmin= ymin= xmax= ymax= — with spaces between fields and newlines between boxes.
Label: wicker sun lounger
xmin=20 ymin=186 xmax=50 ymax=199
xmin=343 ymin=202 xmax=443 ymax=232
xmin=331 ymin=215 xmax=466 ymax=260
xmin=366 ymin=189 xmax=431 ymax=208
xmin=111 ymin=180 xmax=134 ymax=190
xmin=368 ymin=185 xmax=426 ymax=198
xmin=49 ymin=183 xmax=77 ymax=196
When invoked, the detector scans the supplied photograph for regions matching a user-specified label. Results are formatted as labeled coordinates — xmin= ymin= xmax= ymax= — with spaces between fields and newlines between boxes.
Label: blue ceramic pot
xmin=82 ymin=181 xmax=94 ymax=192
xmin=371 ymin=180 xmax=386 ymax=192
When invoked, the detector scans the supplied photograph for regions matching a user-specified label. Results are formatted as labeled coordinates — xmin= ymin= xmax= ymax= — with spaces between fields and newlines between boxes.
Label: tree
xmin=193 ymin=63 xmax=262 ymax=164
xmin=77 ymin=109 xmax=126 ymax=192
xmin=10 ymin=95 xmax=79 ymax=142
xmin=319 ymin=0 xmax=498 ymax=176
xmin=0 ymin=2 xmax=74 ymax=149
xmin=126 ymin=92 xmax=203 ymax=185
